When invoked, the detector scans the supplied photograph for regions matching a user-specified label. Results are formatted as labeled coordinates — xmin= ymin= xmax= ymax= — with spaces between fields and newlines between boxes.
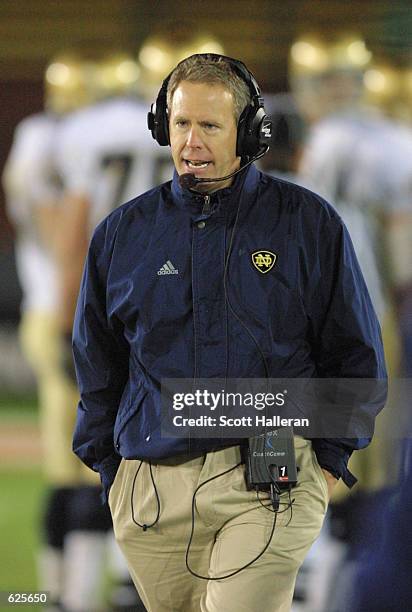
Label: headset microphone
xmin=178 ymin=146 xmax=269 ymax=191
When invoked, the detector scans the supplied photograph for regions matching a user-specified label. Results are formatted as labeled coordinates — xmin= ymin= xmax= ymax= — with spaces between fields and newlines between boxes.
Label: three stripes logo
xmin=157 ymin=260 xmax=179 ymax=275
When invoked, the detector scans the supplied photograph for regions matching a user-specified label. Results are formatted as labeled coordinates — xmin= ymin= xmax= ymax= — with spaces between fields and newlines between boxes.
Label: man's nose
xmin=186 ymin=126 xmax=203 ymax=148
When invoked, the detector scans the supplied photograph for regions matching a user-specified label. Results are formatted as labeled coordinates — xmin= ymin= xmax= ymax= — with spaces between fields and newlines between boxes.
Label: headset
xmin=147 ymin=53 xmax=272 ymax=160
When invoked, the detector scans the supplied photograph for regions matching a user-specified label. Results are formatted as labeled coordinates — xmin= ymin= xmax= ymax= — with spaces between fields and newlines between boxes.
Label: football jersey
xmin=2 ymin=113 xmax=61 ymax=313
xmin=56 ymin=97 xmax=174 ymax=234
xmin=299 ymin=111 xmax=412 ymax=320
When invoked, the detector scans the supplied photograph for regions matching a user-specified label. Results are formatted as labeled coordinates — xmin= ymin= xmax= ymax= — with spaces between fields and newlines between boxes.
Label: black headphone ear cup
xmin=253 ymin=107 xmax=271 ymax=151
xmin=237 ymin=104 xmax=267 ymax=158
xmin=148 ymin=93 xmax=170 ymax=146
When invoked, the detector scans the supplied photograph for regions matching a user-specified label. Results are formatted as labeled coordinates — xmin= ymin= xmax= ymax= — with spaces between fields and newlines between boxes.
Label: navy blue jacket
xmin=72 ymin=165 xmax=387 ymax=498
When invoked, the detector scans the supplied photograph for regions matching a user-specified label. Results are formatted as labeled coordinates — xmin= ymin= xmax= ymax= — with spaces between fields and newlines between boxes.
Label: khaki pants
xmin=109 ymin=438 xmax=328 ymax=612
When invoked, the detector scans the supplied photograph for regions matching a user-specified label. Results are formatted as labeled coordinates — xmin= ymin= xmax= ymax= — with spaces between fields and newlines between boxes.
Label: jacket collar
xmin=170 ymin=163 xmax=260 ymax=218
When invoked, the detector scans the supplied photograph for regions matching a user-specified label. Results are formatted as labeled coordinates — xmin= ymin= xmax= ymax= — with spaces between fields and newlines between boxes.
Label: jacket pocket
xmin=311 ymin=447 xmax=330 ymax=506
xmin=108 ymin=457 xmax=124 ymax=510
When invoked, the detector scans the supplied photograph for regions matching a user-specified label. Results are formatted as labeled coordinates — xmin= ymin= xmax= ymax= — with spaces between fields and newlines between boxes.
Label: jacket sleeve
xmin=72 ymin=221 xmax=130 ymax=497
xmin=307 ymin=210 xmax=387 ymax=486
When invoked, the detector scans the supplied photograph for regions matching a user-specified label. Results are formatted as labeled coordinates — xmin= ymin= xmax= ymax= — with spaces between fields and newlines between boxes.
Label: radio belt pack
xmin=245 ymin=426 xmax=298 ymax=492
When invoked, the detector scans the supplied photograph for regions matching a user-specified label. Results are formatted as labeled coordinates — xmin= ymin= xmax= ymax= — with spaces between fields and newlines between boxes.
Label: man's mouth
xmin=184 ymin=160 xmax=211 ymax=169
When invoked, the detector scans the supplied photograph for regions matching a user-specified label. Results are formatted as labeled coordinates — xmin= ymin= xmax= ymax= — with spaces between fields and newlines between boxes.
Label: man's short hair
xmin=167 ymin=55 xmax=251 ymax=122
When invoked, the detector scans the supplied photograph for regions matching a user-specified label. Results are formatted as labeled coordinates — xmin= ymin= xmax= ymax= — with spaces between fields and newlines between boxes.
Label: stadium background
xmin=0 ymin=0 xmax=410 ymax=608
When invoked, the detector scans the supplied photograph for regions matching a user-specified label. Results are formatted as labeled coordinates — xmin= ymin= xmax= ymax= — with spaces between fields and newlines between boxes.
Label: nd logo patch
xmin=251 ymin=250 xmax=277 ymax=274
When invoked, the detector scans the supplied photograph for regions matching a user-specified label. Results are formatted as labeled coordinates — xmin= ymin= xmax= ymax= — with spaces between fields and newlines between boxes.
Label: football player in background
xmin=289 ymin=36 xmax=412 ymax=611
xmin=2 ymin=54 xmax=113 ymax=612
xmin=55 ymin=46 xmax=178 ymax=612
xmin=55 ymin=34 xmax=224 ymax=339
xmin=55 ymin=51 xmax=174 ymax=349
xmin=349 ymin=430 xmax=412 ymax=611
xmin=291 ymin=36 xmax=412 ymax=339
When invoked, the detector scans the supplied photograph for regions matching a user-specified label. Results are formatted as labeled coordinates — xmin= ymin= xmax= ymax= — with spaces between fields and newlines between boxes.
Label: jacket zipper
xmin=202 ymin=194 xmax=211 ymax=215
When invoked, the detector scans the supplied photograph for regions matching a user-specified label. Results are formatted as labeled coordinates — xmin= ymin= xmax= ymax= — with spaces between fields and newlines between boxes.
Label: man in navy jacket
xmin=72 ymin=54 xmax=386 ymax=612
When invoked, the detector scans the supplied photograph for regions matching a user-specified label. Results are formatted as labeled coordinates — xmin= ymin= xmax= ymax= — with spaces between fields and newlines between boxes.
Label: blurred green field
xmin=0 ymin=468 xmax=44 ymax=590
xmin=0 ymin=393 xmax=37 ymax=419
xmin=0 ymin=394 xmax=44 ymax=610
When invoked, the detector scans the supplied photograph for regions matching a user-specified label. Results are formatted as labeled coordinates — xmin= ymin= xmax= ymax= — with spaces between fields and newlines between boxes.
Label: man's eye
xmin=176 ymin=120 xmax=187 ymax=127
xmin=204 ymin=123 xmax=217 ymax=130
